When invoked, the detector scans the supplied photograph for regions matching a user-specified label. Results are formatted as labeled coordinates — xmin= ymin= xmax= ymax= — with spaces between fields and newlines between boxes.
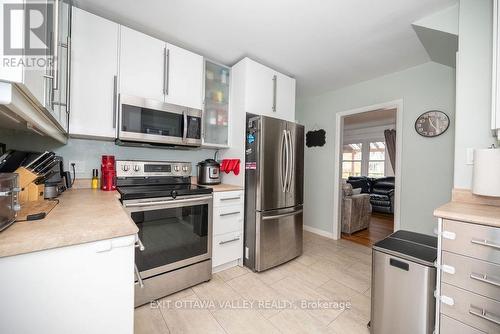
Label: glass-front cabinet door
xmin=203 ymin=60 xmax=230 ymax=147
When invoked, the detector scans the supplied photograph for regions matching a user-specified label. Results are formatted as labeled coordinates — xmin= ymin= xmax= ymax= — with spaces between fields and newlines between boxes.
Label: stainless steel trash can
xmin=370 ymin=230 xmax=437 ymax=334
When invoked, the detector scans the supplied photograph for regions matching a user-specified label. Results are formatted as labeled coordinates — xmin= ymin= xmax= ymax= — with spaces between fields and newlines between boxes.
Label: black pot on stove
xmin=197 ymin=159 xmax=221 ymax=185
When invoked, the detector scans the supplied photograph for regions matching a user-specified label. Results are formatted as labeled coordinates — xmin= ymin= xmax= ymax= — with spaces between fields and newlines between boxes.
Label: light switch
xmin=466 ymin=148 xmax=474 ymax=165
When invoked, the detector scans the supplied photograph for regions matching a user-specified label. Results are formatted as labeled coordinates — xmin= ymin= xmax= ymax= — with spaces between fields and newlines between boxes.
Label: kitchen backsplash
xmin=0 ymin=129 xmax=216 ymax=178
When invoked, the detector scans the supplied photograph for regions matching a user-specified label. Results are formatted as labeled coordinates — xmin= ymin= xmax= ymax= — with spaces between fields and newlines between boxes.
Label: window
xmin=342 ymin=139 xmax=390 ymax=179
xmin=368 ymin=141 xmax=385 ymax=178
xmin=342 ymin=143 xmax=362 ymax=178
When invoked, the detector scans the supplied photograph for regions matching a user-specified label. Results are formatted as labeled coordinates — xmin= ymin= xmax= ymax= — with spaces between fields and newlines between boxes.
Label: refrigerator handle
xmin=286 ymin=130 xmax=293 ymax=192
xmin=283 ymin=130 xmax=289 ymax=193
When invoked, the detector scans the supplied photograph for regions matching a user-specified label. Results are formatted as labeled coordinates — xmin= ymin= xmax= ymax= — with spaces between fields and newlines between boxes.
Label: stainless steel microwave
xmin=118 ymin=95 xmax=202 ymax=147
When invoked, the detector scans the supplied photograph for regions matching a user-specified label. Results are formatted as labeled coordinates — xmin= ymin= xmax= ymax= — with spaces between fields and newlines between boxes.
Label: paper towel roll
xmin=472 ymin=148 xmax=500 ymax=197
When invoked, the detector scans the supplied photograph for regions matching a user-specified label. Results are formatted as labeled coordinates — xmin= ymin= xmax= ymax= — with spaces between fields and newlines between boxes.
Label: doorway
xmin=332 ymin=100 xmax=403 ymax=246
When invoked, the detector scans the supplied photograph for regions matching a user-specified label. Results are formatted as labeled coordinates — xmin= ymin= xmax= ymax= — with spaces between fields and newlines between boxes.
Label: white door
xmin=275 ymin=73 xmax=296 ymax=121
xmin=119 ymin=26 xmax=165 ymax=102
xmin=70 ymin=7 xmax=119 ymax=138
xmin=165 ymin=43 xmax=203 ymax=109
xmin=244 ymin=58 xmax=275 ymax=116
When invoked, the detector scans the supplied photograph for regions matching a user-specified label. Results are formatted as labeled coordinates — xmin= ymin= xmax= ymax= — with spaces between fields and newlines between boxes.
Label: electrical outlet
xmin=68 ymin=160 xmax=86 ymax=174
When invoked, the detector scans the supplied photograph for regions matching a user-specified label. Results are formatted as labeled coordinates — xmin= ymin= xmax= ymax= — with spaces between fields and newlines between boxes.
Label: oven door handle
xmin=123 ymin=195 xmax=213 ymax=208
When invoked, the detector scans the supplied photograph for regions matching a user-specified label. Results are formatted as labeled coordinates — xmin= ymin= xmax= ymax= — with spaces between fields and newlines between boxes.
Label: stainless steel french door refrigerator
xmin=244 ymin=114 xmax=304 ymax=272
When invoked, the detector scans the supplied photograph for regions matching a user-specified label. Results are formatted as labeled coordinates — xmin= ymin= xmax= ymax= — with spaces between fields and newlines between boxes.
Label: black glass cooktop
xmin=117 ymin=183 xmax=212 ymax=200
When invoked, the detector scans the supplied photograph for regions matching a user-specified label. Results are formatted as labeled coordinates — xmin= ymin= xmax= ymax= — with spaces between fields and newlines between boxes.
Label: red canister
xmin=101 ymin=155 xmax=116 ymax=191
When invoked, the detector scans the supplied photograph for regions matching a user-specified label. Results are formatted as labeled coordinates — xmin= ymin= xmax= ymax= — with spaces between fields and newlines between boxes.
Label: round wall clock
xmin=415 ymin=110 xmax=450 ymax=137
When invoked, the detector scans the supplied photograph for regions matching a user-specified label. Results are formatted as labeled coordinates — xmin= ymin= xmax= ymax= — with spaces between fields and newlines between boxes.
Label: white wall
xmin=454 ymin=0 xmax=499 ymax=189
xmin=296 ymin=62 xmax=455 ymax=236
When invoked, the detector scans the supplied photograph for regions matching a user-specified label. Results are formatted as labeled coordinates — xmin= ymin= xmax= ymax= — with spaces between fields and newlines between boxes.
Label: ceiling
xmin=74 ymin=0 xmax=458 ymax=97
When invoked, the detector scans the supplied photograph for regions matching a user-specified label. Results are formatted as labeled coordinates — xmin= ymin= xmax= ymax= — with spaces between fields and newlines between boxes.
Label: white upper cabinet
xmin=119 ymin=26 xmax=165 ymax=102
xmin=244 ymin=58 xmax=275 ymax=117
xmin=70 ymin=7 xmax=119 ymax=138
xmin=233 ymin=58 xmax=296 ymax=121
xmin=165 ymin=43 xmax=203 ymax=110
xmin=275 ymin=72 xmax=296 ymax=121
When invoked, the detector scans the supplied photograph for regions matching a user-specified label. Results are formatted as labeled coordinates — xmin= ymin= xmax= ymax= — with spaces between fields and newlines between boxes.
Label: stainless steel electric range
xmin=116 ymin=160 xmax=213 ymax=307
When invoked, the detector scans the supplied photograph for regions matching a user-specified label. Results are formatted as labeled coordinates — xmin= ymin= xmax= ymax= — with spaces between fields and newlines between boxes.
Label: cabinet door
xmin=276 ymin=73 xmax=296 ymax=121
xmin=203 ymin=60 xmax=230 ymax=147
xmin=165 ymin=43 xmax=203 ymax=109
xmin=69 ymin=7 xmax=119 ymax=138
xmin=119 ymin=26 xmax=165 ymax=102
xmin=244 ymin=58 xmax=275 ymax=116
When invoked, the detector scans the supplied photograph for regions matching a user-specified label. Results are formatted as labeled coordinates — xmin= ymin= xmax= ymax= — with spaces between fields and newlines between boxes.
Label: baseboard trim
xmin=303 ymin=225 xmax=335 ymax=239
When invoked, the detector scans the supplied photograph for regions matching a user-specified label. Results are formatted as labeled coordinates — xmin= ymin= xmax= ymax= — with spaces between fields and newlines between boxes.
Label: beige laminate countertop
xmin=191 ymin=177 xmax=243 ymax=192
xmin=0 ymin=189 xmax=138 ymax=258
xmin=434 ymin=201 xmax=500 ymax=228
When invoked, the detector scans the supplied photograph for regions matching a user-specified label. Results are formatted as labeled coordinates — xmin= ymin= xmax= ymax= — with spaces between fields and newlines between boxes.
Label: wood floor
xmin=341 ymin=212 xmax=394 ymax=247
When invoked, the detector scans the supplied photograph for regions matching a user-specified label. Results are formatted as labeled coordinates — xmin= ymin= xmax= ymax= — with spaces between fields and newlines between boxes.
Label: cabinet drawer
xmin=442 ymin=220 xmax=500 ymax=264
xmin=442 ymin=251 xmax=500 ymax=301
xmin=441 ymin=283 xmax=500 ymax=333
xmin=440 ymin=315 xmax=485 ymax=334
xmin=213 ymin=231 xmax=243 ymax=267
xmin=213 ymin=191 xmax=244 ymax=207
xmin=213 ymin=205 xmax=244 ymax=235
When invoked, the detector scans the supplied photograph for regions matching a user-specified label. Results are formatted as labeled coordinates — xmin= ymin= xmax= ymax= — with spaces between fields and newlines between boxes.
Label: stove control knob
xmin=133 ymin=165 xmax=140 ymax=172
xmin=182 ymin=166 xmax=188 ymax=172
xmin=122 ymin=165 xmax=130 ymax=172
xmin=174 ymin=166 xmax=180 ymax=172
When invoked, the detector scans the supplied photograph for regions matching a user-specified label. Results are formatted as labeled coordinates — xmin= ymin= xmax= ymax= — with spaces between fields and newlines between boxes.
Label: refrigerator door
xmin=257 ymin=116 xmax=288 ymax=211
xmin=285 ymin=122 xmax=304 ymax=208
xmin=256 ymin=206 xmax=303 ymax=271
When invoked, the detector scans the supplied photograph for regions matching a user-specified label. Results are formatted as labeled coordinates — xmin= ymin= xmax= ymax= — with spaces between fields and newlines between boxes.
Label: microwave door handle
xmin=183 ymin=111 xmax=188 ymax=142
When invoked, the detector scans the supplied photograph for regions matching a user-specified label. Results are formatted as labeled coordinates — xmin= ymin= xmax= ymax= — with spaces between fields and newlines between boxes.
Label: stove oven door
xmin=123 ymin=195 xmax=212 ymax=280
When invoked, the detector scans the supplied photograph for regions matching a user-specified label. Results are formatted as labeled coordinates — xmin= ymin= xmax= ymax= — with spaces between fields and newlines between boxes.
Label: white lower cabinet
xmin=212 ymin=190 xmax=244 ymax=271
xmin=0 ymin=235 xmax=136 ymax=334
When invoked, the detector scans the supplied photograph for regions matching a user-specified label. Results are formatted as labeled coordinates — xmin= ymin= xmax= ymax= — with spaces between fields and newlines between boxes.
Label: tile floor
xmin=135 ymin=231 xmax=372 ymax=334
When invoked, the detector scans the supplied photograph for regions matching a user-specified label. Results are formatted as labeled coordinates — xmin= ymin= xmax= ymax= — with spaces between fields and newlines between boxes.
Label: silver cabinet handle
xmin=163 ymin=47 xmax=170 ymax=95
xmin=65 ymin=35 xmax=71 ymax=120
xmin=219 ymin=237 xmax=240 ymax=245
xmin=469 ymin=305 xmax=500 ymax=325
xmin=220 ymin=211 xmax=240 ymax=217
xmin=113 ymin=75 xmax=118 ymax=128
xmin=135 ymin=236 xmax=145 ymax=251
xmin=52 ymin=0 xmax=60 ymax=90
xmin=220 ymin=196 xmax=241 ymax=201
xmin=134 ymin=264 xmax=144 ymax=288
xmin=470 ymin=272 xmax=500 ymax=287
xmin=272 ymin=75 xmax=277 ymax=112
xmin=471 ymin=238 xmax=500 ymax=250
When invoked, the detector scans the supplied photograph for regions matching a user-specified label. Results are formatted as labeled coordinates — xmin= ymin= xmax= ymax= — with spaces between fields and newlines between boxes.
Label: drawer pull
xmin=220 ymin=211 xmax=241 ymax=217
xmin=469 ymin=305 xmax=500 ymax=326
xmin=471 ymin=239 xmax=500 ymax=250
xmin=134 ymin=264 xmax=144 ymax=288
xmin=219 ymin=237 xmax=240 ymax=245
xmin=470 ymin=272 xmax=500 ymax=288
xmin=442 ymin=230 xmax=456 ymax=240
xmin=220 ymin=196 xmax=241 ymax=201
xmin=440 ymin=295 xmax=455 ymax=306
xmin=441 ymin=264 xmax=456 ymax=275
